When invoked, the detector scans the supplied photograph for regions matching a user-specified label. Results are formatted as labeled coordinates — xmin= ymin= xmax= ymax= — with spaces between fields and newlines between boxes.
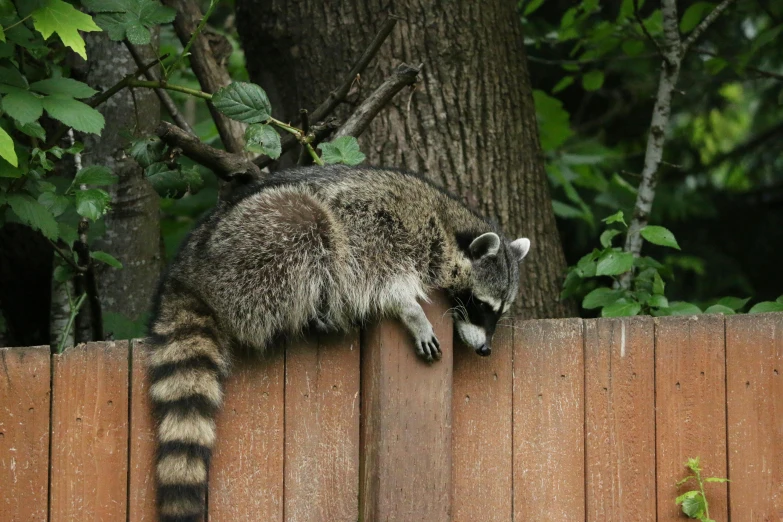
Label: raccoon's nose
xmin=476 ymin=344 xmax=491 ymax=357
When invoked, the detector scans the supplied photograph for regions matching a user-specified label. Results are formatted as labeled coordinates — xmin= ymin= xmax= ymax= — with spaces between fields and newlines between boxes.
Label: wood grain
xmin=360 ymin=292 xmax=453 ymax=522
xmin=128 ymin=339 xmax=157 ymax=521
xmin=284 ymin=331 xmax=361 ymax=522
xmin=655 ymin=315 xmax=728 ymax=521
xmin=0 ymin=346 xmax=51 ymax=522
xmin=726 ymin=313 xmax=783 ymax=521
xmin=209 ymin=347 xmax=285 ymax=521
xmin=49 ymin=341 xmax=130 ymax=521
xmin=451 ymin=324 xmax=513 ymax=522
xmin=584 ymin=317 xmax=656 ymax=521
xmin=513 ymin=318 xmax=585 ymax=521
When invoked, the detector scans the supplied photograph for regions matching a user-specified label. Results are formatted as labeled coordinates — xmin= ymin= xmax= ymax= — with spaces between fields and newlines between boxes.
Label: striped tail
xmin=148 ymin=300 xmax=229 ymax=522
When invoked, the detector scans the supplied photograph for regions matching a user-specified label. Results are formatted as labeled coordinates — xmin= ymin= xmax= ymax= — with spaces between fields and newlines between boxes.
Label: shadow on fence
xmin=1 ymin=302 xmax=781 ymax=521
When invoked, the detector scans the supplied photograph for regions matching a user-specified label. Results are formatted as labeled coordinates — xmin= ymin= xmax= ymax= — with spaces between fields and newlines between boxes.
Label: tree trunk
xmin=80 ymin=34 xmax=164 ymax=336
xmin=236 ymin=0 xmax=574 ymax=318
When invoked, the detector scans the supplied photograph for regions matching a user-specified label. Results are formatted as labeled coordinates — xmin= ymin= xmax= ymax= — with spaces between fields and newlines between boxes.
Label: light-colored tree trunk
xmin=236 ymin=0 xmax=574 ymax=318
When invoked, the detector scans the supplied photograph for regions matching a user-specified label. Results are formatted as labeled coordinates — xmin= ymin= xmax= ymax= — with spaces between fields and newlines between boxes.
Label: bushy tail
xmin=148 ymin=294 xmax=229 ymax=522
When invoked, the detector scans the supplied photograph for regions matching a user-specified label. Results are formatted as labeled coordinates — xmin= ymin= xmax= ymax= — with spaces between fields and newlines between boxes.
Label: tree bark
xmin=236 ymin=0 xmax=574 ymax=318
xmin=80 ymin=33 xmax=164 ymax=334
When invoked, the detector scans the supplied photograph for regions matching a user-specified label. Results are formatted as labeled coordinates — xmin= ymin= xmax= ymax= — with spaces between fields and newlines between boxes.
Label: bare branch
xmin=334 ymin=63 xmax=422 ymax=139
xmin=156 ymin=121 xmax=261 ymax=180
xmin=633 ymin=0 xmax=668 ymax=64
xmin=163 ymin=0 xmax=247 ymax=154
xmin=124 ymin=41 xmax=196 ymax=135
xmin=681 ymin=0 xmax=738 ymax=55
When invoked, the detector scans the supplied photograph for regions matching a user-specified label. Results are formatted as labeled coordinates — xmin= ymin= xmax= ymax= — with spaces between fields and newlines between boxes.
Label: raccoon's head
xmin=453 ymin=232 xmax=530 ymax=356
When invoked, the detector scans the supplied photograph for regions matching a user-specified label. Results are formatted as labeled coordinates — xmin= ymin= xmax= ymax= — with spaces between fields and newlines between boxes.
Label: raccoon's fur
xmin=147 ymin=165 xmax=530 ymax=521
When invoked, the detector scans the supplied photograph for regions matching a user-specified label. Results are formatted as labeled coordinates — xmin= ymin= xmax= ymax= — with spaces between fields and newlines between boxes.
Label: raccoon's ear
xmin=468 ymin=232 xmax=501 ymax=259
xmin=509 ymin=238 xmax=531 ymax=262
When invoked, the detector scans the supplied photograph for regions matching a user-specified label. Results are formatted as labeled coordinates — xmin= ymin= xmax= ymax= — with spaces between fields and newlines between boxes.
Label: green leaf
xmin=129 ymin=137 xmax=166 ymax=167
xmin=42 ymin=95 xmax=105 ymax=135
xmin=575 ymin=250 xmax=600 ymax=278
xmin=53 ymin=264 xmax=74 ymax=283
xmin=748 ymin=301 xmax=783 ymax=314
xmin=91 ymin=250 xmax=122 ymax=269
xmin=648 ymin=294 xmax=669 ymax=308
xmin=582 ymin=70 xmax=604 ymax=91
xmin=523 ymin=0 xmax=545 ymax=16
xmin=74 ymin=165 xmax=117 ymax=186
xmin=704 ymin=304 xmax=735 ymax=315
xmin=15 ymin=120 xmax=46 ymax=140
xmin=600 ymin=229 xmax=621 ymax=248
xmin=0 ymin=65 xmax=28 ymax=88
xmin=30 ymin=78 xmax=97 ymax=98
xmin=0 ymin=26 xmax=4 ymax=43
xmin=602 ymin=299 xmax=641 ymax=317
xmin=681 ymin=492 xmax=706 ymax=518
xmin=621 ymin=40 xmax=645 ymax=57
xmin=212 ymin=82 xmax=272 ymax=123
xmin=31 ymin=0 xmax=102 ymax=60
xmin=596 ymin=250 xmax=634 ymax=276
xmin=6 ymin=192 xmax=58 ymax=239
xmin=38 ymin=191 xmax=69 ymax=217
xmin=1 ymin=87 xmax=44 ymax=124
xmin=582 ymin=287 xmax=623 ymax=310
xmin=716 ymin=296 xmax=750 ymax=311
xmin=318 ymin=136 xmax=366 ymax=166
xmin=675 ymin=490 xmax=700 ymax=505
xmin=777 ymin=295 xmax=783 ymax=305
xmin=58 ymin=222 xmax=78 ymax=246
xmin=552 ymin=76 xmax=574 ymax=93
xmin=668 ymin=302 xmax=702 ymax=315
xmin=680 ymin=2 xmax=714 ymax=34
xmin=89 ymin=0 xmax=175 ymax=45
xmin=640 ymin=225 xmax=680 ymax=250
xmin=532 ymin=90 xmax=573 ymax=151
xmin=704 ymin=477 xmax=729 ymax=483
xmin=75 ymin=188 xmax=111 ymax=220
xmin=0 ymin=125 xmax=16 ymax=166
xmin=552 ymin=200 xmax=584 ymax=219
xmin=146 ymin=163 xmax=203 ymax=198
xmin=602 ymin=210 xmax=626 ymax=226
xmin=245 ymin=123 xmax=281 ymax=159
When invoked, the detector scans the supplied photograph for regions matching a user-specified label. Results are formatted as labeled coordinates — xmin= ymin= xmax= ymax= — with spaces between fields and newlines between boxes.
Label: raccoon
xmin=147 ymin=165 xmax=530 ymax=521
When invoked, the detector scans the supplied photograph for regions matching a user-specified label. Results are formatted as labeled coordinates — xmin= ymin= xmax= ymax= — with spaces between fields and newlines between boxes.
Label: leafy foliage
xmin=318 ymin=136 xmax=366 ymax=166
xmin=85 ymin=0 xmax=176 ymax=45
xmin=675 ymin=457 xmax=729 ymax=521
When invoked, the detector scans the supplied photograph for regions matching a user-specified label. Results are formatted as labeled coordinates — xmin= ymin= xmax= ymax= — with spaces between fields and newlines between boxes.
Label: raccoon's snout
xmin=456 ymin=321 xmax=489 ymax=354
xmin=476 ymin=344 xmax=491 ymax=357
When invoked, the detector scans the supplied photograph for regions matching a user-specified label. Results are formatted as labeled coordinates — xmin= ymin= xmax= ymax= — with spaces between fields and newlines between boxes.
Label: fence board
xmin=49 ymin=341 xmax=130 ymax=521
xmin=209 ymin=348 xmax=285 ymax=521
xmin=584 ymin=317 xmax=656 ymax=521
xmin=128 ymin=339 xmax=157 ymax=521
xmin=284 ymin=332 xmax=360 ymax=522
xmin=513 ymin=318 xmax=585 ymax=521
xmin=655 ymin=315 xmax=728 ymax=521
xmin=726 ymin=313 xmax=783 ymax=520
xmin=0 ymin=346 xmax=51 ymax=522
xmin=452 ymin=325 xmax=513 ymax=522
xmin=360 ymin=293 xmax=453 ymax=522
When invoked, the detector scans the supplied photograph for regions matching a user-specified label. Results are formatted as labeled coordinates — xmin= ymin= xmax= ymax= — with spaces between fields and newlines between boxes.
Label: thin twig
xmin=127 ymin=79 xmax=213 ymax=100
xmin=124 ymin=41 xmax=196 ymax=134
xmin=681 ymin=0 xmax=738 ymax=55
xmin=47 ymin=239 xmax=86 ymax=273
xmin=297 ymin=109 xmax=312 ymax=166
xmin=333 ymin=63 xmax=422 ymax=139
xmin=634 ymin=0 xmax=668 ymax=64
xmin=168 ymin=0 xmax=219 ymax=73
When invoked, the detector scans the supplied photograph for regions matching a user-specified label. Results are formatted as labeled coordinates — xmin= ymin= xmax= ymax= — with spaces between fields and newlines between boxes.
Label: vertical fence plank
xmin=726 ymin=313 xmax=783 ymax=519
xmin=0 ymin=346 xmax=51 ymax=522
xmin=452 ymin=325 xmax=513 ymax=522
xmin=128 ymin=339 xmax=157 ymax=521
xmin=50 ymin=341 xmax=130 ymax=520
xmin=655 ymin=315 xmax=728 ymax=521
xmin=284 ymin=332 xmax=360 ymax=522
xmin=360 ymin=292 xmax=453 ymax=522
xmin=209 ymin=348 xmax=285 ymax=521
xmin=513 ymin=318 xmax=585 ymax=521
xmin=584 ymin=317 xmax=656 ymax=521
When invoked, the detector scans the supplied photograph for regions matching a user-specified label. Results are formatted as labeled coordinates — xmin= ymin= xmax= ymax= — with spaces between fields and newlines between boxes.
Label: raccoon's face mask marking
xmin=453 ymin=232 xmax=530 ymax=356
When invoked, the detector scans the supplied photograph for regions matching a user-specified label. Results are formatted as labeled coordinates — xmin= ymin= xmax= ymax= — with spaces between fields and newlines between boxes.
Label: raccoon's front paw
xmin=414 ymin=330 xmax=441 ymax=363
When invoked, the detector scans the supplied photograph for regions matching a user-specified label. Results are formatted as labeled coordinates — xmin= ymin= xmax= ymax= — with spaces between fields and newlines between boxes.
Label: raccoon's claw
xmin=416 ymin=335 xmax=442 ymax=362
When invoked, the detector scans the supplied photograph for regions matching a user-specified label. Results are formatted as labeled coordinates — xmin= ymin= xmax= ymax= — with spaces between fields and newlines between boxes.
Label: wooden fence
xmin=1 ymin=300 xmax=781 ymax=521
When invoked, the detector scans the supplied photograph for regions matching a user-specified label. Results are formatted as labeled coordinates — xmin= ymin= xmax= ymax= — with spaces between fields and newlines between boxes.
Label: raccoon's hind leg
xmin=394 ymin=299 xmax=442 ymax=362
xmin=148 ymin=288 xmax=230 ymax=522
